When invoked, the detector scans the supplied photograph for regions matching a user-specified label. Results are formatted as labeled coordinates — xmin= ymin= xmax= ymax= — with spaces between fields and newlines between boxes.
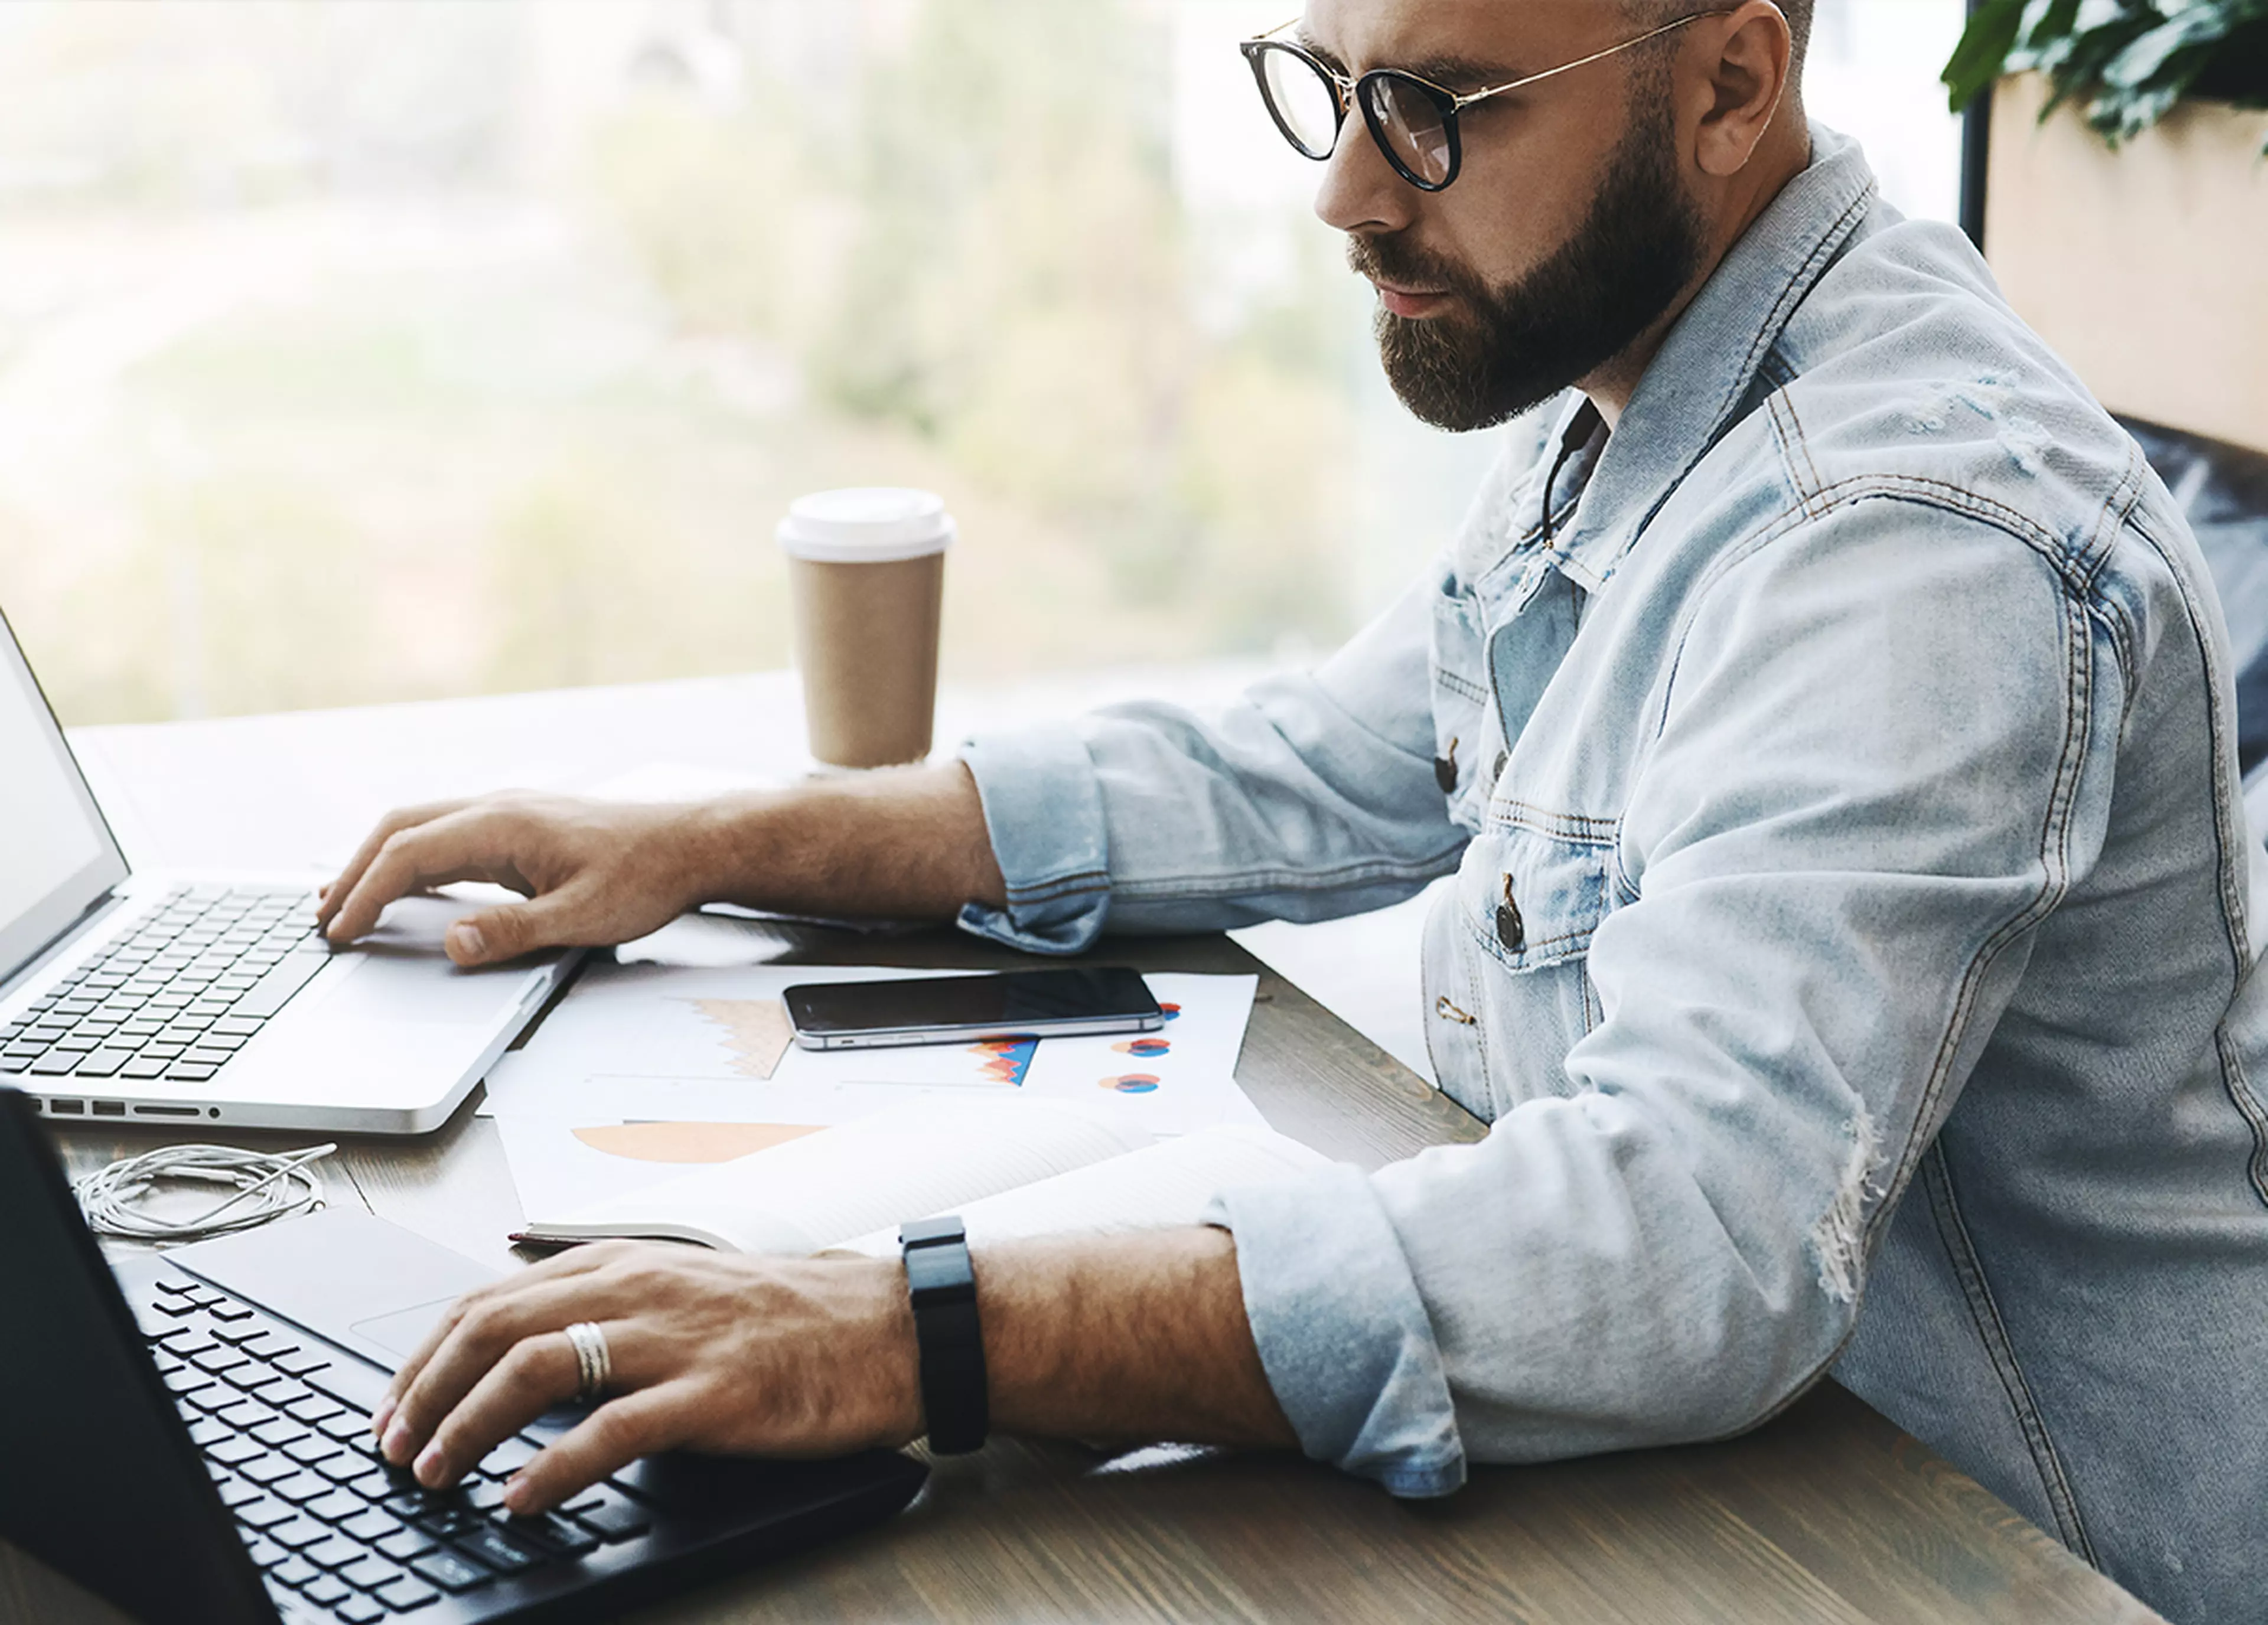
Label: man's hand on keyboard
xmin=369 ymin=1241 xmax=921 ymax=1516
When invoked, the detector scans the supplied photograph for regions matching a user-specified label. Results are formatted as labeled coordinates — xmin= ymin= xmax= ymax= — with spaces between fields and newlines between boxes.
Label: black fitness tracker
xmin=900 ymin=1215 xmax=989 ymax=1454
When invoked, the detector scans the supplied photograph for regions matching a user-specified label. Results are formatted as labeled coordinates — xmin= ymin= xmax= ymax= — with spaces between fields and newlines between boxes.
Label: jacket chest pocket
xmin=1432 ymin=562 xmax=1587 ymax=830
xmin=1425 ymin=815 xmax=1617 ymax=1120
xmin=1428 ymin=576 xmax=1495 ymax=828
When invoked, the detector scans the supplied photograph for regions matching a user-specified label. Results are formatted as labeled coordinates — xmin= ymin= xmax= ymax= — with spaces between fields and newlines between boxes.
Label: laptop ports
xmin=90 ymin=1100 xmax=125 ymax=1117
xmin=45 ymin=1099 xmax=84 ymax=1115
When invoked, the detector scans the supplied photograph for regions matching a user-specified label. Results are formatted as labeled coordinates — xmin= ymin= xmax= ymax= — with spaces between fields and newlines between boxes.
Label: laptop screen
xmin=0 ymin=606 xmax=127 ymax=986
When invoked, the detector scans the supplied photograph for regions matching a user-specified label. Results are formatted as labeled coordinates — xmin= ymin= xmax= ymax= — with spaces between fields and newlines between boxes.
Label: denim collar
xmin=1534 ymin=121 xmax=1879 ymax=595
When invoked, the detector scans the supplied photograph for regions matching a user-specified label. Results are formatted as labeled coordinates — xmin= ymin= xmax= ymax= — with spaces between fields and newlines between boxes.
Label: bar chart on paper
xmin=652 ymin=991 xmax=1039 ymax=1086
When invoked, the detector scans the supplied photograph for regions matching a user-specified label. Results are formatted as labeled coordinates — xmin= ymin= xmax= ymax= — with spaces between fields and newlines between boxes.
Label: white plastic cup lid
xmin=776 ymin=487 xmax=956 ymax=563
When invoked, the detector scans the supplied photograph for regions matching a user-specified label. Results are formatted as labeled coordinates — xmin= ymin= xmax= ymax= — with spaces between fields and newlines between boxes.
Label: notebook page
xmin=522 ymin=1099 xmax=1152 ymax=1254
xmin=830 ymin=1125 xmax=1331 ymax=1258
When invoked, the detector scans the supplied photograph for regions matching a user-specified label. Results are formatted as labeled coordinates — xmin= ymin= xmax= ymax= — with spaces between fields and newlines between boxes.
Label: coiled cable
xmin=73 ymin=1141 xmax=336 ymax=1244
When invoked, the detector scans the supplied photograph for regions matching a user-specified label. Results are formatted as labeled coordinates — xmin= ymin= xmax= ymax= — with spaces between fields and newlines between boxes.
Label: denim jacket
xmin=958 ymin=126 xmax=2268 ymax=1625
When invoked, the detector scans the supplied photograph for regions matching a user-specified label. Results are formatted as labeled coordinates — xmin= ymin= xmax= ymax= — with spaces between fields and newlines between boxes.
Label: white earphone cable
xmin=73 ymin=1141 xmax=337 ymax=1243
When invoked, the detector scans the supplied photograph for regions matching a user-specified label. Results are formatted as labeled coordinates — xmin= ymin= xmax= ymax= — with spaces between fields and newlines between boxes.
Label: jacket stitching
xmin=1483 ymin=800 xmax=1621 ymax=843
xmin=2077 ymin=446 xmax=2143 ymax=599
xmin=1659 ymin=475 xmax=2121 ymax=753
xmin=1003 ymin=879 xmax=1110 ymax=906
xmin=1879 ymin=584 xmax=2090 ymax=1222
xmin=1922 ymin=1143 xmax=2100 ymax=1562
xmin=1785 ymin=393 xmax=1829 ymax=513
xmin=2126 ymin=509 xmax=2253 ymax=978
xmin=1111 ymin=849 xmax=1468 ymax=903
xmin=2214 ymin=1029 xmax=2268 ymax=1207
xmin=1726 ymin=478 xmax=2096 ymax=594
xmin=1463 ymin=915 xmax=1495 ymax=1115
xmin=1434 ymin=667 xmax=1490 ymax=706
xmin=1767 ymin=391 xmax=1829 ymax=521
xmin=1607 ymin=841 xmax=1642 ymax=908
xmin=1003 ymin=870 xmax=1108 ymax=898
xmin=2124 ymin=503 xmax=2268 ymax=1205
xmin=2084 ymin=474 xmax=2141 ymax=696
xmin=1721 ymin=182 xmax=1875 ymax=425
xmin=1765 ymin=396 xmax=1807 ymax=515
xmin=1467 ymin=919 xmax=1598 ymax=962
xmin=1648 ymin=479 xmax=2093 ymax=760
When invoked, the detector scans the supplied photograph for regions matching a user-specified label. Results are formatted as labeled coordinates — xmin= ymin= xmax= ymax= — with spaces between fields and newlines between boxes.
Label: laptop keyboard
xmin=0 ymin=885 xmax=330 ymax=1092
xmin=133 ymin=1271 xmax=652 ymax=1621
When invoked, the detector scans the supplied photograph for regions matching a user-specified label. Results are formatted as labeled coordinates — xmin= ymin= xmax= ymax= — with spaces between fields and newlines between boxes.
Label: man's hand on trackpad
xmin=314 ymin=792 xmax=715 ymax=966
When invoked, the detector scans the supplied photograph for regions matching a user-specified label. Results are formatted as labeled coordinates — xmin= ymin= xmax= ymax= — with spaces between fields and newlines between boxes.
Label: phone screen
xmin=783 ymin=968 xmax=1161 ymax=1048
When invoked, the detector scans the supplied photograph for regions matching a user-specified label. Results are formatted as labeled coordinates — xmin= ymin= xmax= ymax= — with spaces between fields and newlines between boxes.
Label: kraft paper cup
xmin=777 ymin=488 xmax=954 ymax=769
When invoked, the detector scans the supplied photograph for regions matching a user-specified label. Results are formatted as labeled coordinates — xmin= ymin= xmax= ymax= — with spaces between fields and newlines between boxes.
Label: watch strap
xmin=900 ymin=1215 xmax=989 ymax=1454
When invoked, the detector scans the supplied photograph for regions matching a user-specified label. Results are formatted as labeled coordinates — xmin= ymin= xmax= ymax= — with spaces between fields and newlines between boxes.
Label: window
xmin=0 ymin=0 xmax=1966 ymax=726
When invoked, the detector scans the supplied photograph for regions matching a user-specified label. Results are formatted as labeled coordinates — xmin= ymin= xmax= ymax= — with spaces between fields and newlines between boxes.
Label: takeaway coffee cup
xmin=777 ymin=487 xmax=954 ymax=769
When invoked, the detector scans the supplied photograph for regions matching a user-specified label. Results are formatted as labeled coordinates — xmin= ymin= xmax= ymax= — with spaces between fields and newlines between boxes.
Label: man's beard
xmin=1353 ymin=107 xmax=1707 ymax=432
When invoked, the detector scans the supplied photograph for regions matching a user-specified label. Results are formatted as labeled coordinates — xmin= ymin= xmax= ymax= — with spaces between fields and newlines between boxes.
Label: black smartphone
xmin=782 ymin=967 xmax=1164 ymax=1051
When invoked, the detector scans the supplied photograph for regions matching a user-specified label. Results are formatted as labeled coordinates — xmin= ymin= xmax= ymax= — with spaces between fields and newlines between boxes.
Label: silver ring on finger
xmin=563 ymin=1320 xmax=612 ymax=1405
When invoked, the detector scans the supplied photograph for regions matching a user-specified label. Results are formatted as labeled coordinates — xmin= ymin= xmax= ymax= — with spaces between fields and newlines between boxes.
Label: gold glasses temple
xmin=1249 ymin=9 xmax=1741 ymax=110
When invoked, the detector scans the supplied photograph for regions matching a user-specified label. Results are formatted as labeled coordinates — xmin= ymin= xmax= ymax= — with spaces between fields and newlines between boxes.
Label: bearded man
xmin=314 ymin=5 xmax=2268 ymax=1621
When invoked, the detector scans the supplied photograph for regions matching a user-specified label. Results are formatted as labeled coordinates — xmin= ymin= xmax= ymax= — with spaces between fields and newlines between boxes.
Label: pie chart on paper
xmin=569 ymin=1122 xmax=824 ymax=1164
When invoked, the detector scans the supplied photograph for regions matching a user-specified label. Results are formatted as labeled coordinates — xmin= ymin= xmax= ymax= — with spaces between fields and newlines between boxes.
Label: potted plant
xmin=1942 ymin=0 xmax=2268 ymax=452
xmin=1946 ymin=0 xmax=2268 ymax=152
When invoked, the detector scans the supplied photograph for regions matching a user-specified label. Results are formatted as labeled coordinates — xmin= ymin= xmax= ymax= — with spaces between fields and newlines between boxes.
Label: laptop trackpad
xmin=350 ymin=1297 xmax=467 ymax=1360
xmin=321 ymin=894 xmax=532 ymax=1026
xmin=325 ymin=949 xmax=527 ymax=1025
xmin=172 ymin=1206 xmax=498 ymax=1372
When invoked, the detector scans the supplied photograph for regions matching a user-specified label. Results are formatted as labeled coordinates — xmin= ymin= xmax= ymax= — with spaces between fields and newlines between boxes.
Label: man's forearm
xmin=375 ymin=1223 xmax=1299 ymax=1517
xmin=684 ymin=762 xmax=1009 ymax=923
xmin=977 ymin=1228 xmax=1296 ymax=1449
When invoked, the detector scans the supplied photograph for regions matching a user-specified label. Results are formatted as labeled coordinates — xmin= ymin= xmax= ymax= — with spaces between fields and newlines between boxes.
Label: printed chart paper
xmin=481 ymin=964 xmax=1263 ymax=1220
xmin=482 ymin=964 xmax=1262 ymax=1133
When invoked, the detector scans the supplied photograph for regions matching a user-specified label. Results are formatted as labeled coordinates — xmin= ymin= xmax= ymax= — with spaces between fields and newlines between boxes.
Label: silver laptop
xmin=0 ymin=604 xmax=571 ymax=1134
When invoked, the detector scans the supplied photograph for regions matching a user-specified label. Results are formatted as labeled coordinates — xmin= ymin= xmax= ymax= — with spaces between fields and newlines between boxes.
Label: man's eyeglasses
xmin=1239 ymin=11 xmax=1733 ymax=193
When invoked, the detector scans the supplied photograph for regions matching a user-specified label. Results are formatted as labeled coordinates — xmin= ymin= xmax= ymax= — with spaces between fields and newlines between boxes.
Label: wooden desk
xmin=2 ymin=680 xmax=2162 ymax=1624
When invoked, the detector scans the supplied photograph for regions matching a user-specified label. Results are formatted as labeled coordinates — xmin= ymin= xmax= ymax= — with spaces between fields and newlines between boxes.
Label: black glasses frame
xmin=1240 ymin=38 xmax=1468 ymax=192
xmin=1239 ymin=11 xmax=1737 ymax=194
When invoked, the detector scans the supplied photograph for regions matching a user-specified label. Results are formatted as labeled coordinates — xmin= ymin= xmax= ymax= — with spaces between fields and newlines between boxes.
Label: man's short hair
xmin=1624 ymin=0 xmax=1813 ymax=81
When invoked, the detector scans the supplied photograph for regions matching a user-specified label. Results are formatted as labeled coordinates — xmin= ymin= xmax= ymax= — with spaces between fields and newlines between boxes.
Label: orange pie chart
xmin=569 ymin=1122 xmax=824 ymax=1164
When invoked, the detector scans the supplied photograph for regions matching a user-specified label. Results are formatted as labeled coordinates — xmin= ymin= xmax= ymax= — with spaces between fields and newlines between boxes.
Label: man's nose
xmin=1312 ymin=110 xmax=1418 ymax=239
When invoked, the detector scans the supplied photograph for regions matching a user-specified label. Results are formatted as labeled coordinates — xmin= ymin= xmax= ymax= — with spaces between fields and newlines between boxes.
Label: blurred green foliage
xmin=1945 ymin=0 xmax=2268 ymax=151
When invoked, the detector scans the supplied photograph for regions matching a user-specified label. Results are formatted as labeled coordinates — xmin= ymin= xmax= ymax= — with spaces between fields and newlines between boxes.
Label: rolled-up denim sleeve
xmin=954 ymin=722 xmax=1113 ymax=954
xmin=1203 ymin=1169 xmax=1465 ymax=1496
xmin=957 ymin=572 xmax=1469 ymax=954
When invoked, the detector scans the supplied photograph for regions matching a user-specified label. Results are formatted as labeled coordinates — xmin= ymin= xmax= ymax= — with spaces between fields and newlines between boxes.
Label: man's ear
xmin=1690 ymin=0 xmax=1794 ymax=178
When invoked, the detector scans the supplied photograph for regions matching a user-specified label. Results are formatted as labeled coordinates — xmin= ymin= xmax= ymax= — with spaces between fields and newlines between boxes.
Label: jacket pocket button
xmin=1433 ymin=736 xmax=1459 ymax=794
xmin=1496 ymin=876 xmax=1525 ymax=954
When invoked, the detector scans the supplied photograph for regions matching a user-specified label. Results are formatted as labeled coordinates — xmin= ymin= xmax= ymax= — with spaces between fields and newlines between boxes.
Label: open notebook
xmin=513 ymin=1100 xmax=1329 ymax=1258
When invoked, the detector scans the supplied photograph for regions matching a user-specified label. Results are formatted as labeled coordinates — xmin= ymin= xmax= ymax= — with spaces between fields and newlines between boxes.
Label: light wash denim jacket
xmin=958 ymin=126 xmax=2268 ymax=1625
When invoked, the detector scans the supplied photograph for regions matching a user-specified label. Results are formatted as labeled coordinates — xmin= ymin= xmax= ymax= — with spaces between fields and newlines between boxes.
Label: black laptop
xmin=0 ymin=1088 xmax=928 ymax=1623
